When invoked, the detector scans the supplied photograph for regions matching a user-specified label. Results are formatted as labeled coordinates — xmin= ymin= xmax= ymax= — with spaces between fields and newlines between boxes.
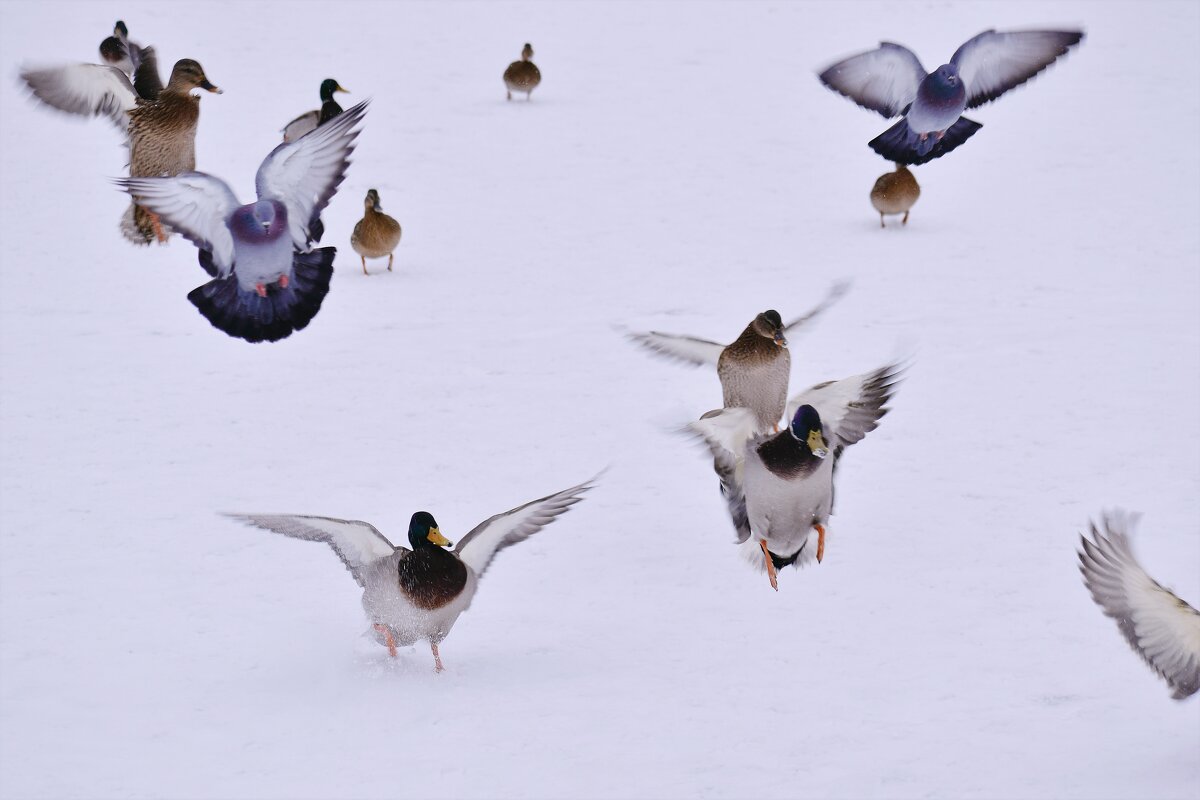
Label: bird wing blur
xmin=20 ymin=62 xmax=139 ymax=133
xmin=950 ymin=29 xmax=1085 ymax=109
xmin=785 ymin=363 xmax=903 ymax=453
xmin=783 ymin=279 xmax=852 ymax=335
xmin=116 ymin=172 xmax=240 ymax=274
xmin=817 ymin=42 xmax=927 ymax=118
xmin=625 ymin=330 xmax=726 ymax=366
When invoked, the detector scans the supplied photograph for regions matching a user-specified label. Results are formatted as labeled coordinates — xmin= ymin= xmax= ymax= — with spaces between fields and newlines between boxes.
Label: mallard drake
xmin=1078 ymin=512 xmax=1200 ymax=700
xmin=225 ymin=477 xmax=595 ymax=671
xmin=118 ymin=101 xmax=368 ymax=343
xmin=281 ymin=79 xmax=349 ymax=143
xmin=626 ymin=281 xmax=850 ymax=432
xmin=20 ymin=56 xmax=221 ymax=245
xmin=689 ymin=364 xmax=902 ymax=590
xmin=351 ymin=189 xmax=402 ymax=275
xmin=870 ymin=163 xmax=920 ymax=227
xmin=504 ymin=43 xmax=541 ymax=101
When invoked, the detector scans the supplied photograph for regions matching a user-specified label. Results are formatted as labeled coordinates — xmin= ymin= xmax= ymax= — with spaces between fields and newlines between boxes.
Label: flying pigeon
xmin=818 ymin=28 xmax=1084 ymax=165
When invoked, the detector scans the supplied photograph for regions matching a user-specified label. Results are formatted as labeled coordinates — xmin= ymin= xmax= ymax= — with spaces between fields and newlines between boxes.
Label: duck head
xmin=167 ymin=59 xmax=222 ymax=94
xmin=752 ymin=310 xmax=787 ymax=348
xmin=408 ymin=511 xmax=454 ymax=550
xmin=364 ymin=189 xmax=383 ymax=213
xmin=789 ymin=404 xmax=829 ymax=458
xmin=320 ymin=79 xmax=350 ymax=101
xmin=522 ymin=43 xmax=535 ymax=61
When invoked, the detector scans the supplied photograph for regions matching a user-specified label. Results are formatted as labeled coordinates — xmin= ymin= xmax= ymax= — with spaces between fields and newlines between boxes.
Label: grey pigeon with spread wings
xmin=689 ymin=363 xmax=902 ymax=590
xmin=225 ymin=476 xmax=596 ymax=671
xmin=1078 ymin=512 xmax=1200 ymax=700
xmin=819 ymin=28 xmax=1083 ymax=165
xmin=118 ymin=101 xmax=368 ymax=343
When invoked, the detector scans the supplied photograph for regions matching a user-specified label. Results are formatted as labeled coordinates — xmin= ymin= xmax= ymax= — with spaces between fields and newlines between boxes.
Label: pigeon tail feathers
xmin=869 ymin=116 xmax=982 ymax=165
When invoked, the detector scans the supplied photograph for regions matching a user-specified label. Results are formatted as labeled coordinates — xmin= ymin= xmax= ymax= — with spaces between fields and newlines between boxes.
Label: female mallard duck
xmin=626 ymin=281 xmax=850 ymax=432
xmin=20 ymin=56 xmax=222 ymax=245
xmin=119 ymin=102 xmax=368 ymax=343
xmin=281 ymin=79 xmax=349 ymax=143
xmin=225 ymin=477 xmax=595 ymax=671
xmin=870 ymin=163 xmax=920 ymax=227
xmin=1078 ymin=512 xmax=1200 ymax=700
xmin=689 ymin=364 xmax=902 ymax=590
xmin=351 ymin=189 xmax=402 ymax=275
xmin=99 ymin=20 xmax=138 ymax=79
xmin=504 ymin=43 xmax=541 ymax=101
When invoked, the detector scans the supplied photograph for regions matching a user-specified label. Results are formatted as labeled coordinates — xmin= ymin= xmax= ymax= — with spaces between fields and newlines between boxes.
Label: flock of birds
xmin=14 ymin=21 xmax=1200 ymax=691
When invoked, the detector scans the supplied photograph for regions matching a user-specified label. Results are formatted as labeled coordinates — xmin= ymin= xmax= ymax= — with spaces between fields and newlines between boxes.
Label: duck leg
xmin=362 ymin=256 xmax=368 ymax=276
xmin=431 ymin=641 xmax=445 ymax=673
xmin=506 ymin=90 xmax=512 ymax=101
xmin=902 ymin=211 xmax=909 ymax=225
xmin=759 ymin=540 xmax=779 ymax=592
xmin=373 ymin=623 xmax=398 ymax=657
xmin=387 ymin=253 xmax=393 ymax=272
xmin=814 ymin=523 xmax=827 ymax=563
xmin=147 ymin=210 xmax=169 ymax=243
xmin=879 ymin=213 xmax=886 ymax=228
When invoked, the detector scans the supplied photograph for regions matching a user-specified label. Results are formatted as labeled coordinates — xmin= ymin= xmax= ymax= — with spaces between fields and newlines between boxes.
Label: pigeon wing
xmin=1079 ymin=512 xmax=1200 ymax=700
xmin=256 ymin=99 xmax=368 ymax=250
xmin=117 ymin=173 xmax=240 ymax=276
xmin=950 ymin=29 xmax=1084 ymax=109
xmin=455 ymin=478 xmax=596 ymax=579
xmin=20 ymin=62 xmax=139 ymax=133
xmin=817 ymin=42 xmax=926 ymax=118
xmin=224 ymin=513 xmax=400 ymax=589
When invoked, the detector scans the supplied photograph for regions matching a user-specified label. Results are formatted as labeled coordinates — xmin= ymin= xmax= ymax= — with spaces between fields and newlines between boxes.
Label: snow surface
xmin=1 ymin=2 xmax=1198 ymax=798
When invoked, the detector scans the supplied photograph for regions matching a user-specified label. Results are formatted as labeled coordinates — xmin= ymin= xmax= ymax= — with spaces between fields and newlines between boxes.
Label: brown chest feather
xmin=397 ymin=550 xmax=468 ymax=610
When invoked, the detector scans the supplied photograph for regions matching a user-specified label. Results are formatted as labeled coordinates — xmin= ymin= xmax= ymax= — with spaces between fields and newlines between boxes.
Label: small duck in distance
xmin=282 ymin=78 xmax=349 ymax=143
xmin=870 ymin=164 xmax=920 ymax=227
xmin=504 ymin=43 xmax=541 ymax=101
xmin=351 ymin=189 xmax=402 ymax=275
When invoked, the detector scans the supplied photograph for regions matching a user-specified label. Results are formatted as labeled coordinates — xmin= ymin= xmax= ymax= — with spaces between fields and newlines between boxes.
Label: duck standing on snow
xmin=351 ymin=189 xmax=402 ymax=274
xmin=870 ymin=164 xmax=920 ymax=227
xmin=818 ymin=28 xmax=1083 ymax=164
xmin=282 ymin=78 xmax=349 ymax=143
xmin=118 ymin=102 xmax=369 ymax=343
xmin=225 ymin=476 xmax=596 ymax=672
xmin=626 ymin=281 xmax=850 ymax=432
xmin=504 ymin=43 xmax=541 ymax=101
xmin=20 ymin=56 xmax=222 ymax=244
xmin=1078 ymin=512 xmax=1200 ymax=700
xmin=689 ymin=364 xmax=902 ymax=590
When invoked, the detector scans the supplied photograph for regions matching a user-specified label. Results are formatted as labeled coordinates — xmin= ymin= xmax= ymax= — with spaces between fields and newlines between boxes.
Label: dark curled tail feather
xmin=869 ymin=116 xmax=982 ymax=165
xmin=187 ymin=247 xmax=336 ymax=343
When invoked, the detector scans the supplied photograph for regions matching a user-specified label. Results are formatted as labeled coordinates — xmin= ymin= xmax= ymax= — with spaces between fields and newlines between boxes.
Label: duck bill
xmin=427 ymin=527 xmax=454 ymax=548
xmin=336 ymin=85 xmax=351 ymax=94
xmin=200 ymin=79 xmax=223 ymax=94
xmin=807 ymin=429 xmax=829 ymax=459
xmin=774 ymin=333 xmax=788 ymax=348
xmin=372 ymin=201 xmax=383 ymax=212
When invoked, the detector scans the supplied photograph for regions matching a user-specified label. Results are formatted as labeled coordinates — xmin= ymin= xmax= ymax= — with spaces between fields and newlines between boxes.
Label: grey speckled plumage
xmin=689 ymin=363 xmax=902 ymax=581
xmin=223 ymin=476 xmax=596 ymax=670
xmin=1078 ymin=512 xmax=1200 ymax=700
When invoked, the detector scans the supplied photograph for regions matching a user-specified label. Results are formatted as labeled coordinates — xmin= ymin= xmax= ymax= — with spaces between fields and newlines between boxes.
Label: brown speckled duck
xmin=225 ymin=476 xmax=595 ymax=672
xmin=503 ymin=43 xmax=541 ymax=101
xmin=870 ymin=163 xmax=920 ymax=227
xmin=20 ymin=56 xmax=222 ymax=245
xmin=351 ymin=189 xmax=402 ymax=275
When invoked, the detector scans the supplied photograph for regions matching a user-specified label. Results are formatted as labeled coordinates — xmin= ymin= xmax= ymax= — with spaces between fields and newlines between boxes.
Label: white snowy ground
xmin=1 ymin=2 xmax=1197 ymax=798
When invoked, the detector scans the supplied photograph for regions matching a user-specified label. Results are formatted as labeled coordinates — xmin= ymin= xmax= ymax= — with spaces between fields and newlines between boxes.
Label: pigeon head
xmin=231 ymin=201 xmax=288 ymax=243
xmin=789 ymin=404 xmax=829 ymax=458
xmin=319 ymin=79 xmax=349 ymax=101
xmin=408 ymin=511 xmax=453 ymax=550
xmin=929 ymin=63 xmax=962 ymax=91
xmin=752 ymin=310 xmax=787 ymax=347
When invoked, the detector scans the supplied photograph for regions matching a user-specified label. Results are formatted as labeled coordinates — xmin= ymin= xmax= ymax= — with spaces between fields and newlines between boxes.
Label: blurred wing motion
xmin=784 ymin=279 xmax=852 ymax=335
xmin=625 ymin=330 xmax=725 ymax=367
xmin=19 ymin=62 xmax=139 ymax=132
xmin=786 ymin=363 xmax=904 ymax=453
xmin=686 ymin=407 xmax=759 ymax=543
xmin=455 ymin=477 xmax=597 ymax=578
xmin=225 ymin=513 xmax=399 ymax=588
xmin=281 ymin=111 xmax=319 ymax=143
xmin=950 ymin=29 xmax=1084 ymax=109
xmin=131 ymin=45 xmax=163 ymax=101
xmin=256 ymin=99 xmax=369 ymax=249
xmin=1078 ymin=512 xmax=1200 ymax=700
xmin=817 ymin=42 xmax=927 ymax=118
xmin=117 ymin=172 xmax=240 ymax=275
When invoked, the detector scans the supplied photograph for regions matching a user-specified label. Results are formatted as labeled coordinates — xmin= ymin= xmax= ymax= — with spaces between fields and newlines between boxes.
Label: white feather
xmin=224 ymin=513 xmax=398 ymax=588
xmin=950 ymin=29 xmax=1084 ymax=109
xmin=19 ymin=62 xmax=138 ymax=133
xmin=817 ymin=42 xmax=927 ymax=119
xmin=117 ymin=173 xmax=240 ymax=275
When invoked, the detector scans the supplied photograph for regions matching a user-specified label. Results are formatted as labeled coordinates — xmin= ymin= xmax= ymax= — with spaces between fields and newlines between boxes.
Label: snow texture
xmin=1 ymin=2 xmax=1198 ymax=799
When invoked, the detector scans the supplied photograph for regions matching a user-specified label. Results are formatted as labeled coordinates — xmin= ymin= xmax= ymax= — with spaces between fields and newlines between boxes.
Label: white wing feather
xmin=785 ymin=363 xmax=903 ymax=449
xmin=281 ymin=111 xmax=319 ymax=143
xmin=817 ymin=42 xmax=927 ymax=119
xmin=255 ymin=100 xmax=368 ymax=250
xmin=625 ymin=330 xmax=725 ymax=367
xmin=19 ymin=62 xmax=139 ymax=133
xmin=224 ymin=513 xmax=399 ymax=589
xmin=455 ymin=477 xmax=596 ymax=578
xmin=1079 ymin=512 xmax=1200 ymax=700
xmin=950 ymin=29 xmax=1084 ymax=109
xmin=117 ymin=173 xmax=240 ymax=276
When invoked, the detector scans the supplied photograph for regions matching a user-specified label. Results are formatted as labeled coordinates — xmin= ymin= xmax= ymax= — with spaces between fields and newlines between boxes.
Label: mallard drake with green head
xmin=282 ymin=78 xmax=349 ymax=143
xmin=351 ymin=189 xmax=402 ymax=274
xmin=225 ymin=476 xmax=595 ymax=671
xmin=870 ymin=163 xmax=920 ymax=227
xmin=1078 ymin=511 xmax=1200 ymax=700
xmin=626 ymin=281 xmax=850 ymax=432
xmin=504 ymin=43 xmax=541 ymax=101
xmin=689 ymin=364 xmax=902 ymax=589
xmin=20 ymin=56 xmax=222 ymax=245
